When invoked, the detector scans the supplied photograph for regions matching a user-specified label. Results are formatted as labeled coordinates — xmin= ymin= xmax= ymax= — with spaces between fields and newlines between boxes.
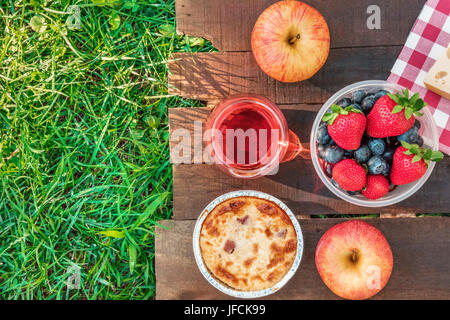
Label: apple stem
xmin=289 ymin=33 xmax=301 ymax=45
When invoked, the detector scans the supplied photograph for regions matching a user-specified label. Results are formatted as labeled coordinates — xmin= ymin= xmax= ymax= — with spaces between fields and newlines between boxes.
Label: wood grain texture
xmin=168 ymin=47 xmax=401 ymax=104
xmin=169 ymin=107 xmax=211 ymax=164
xmin=172 ymin=159 xmax=450 ymax=217
xmin=176 ymin=0 xmax=425 ymax=52
xmin=155 ymin=217 xmax=450 ymax=300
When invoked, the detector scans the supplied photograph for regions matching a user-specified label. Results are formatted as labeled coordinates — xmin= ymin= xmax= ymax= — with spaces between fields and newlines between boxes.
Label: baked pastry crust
xmin=199 ymin=196 xmax=297 ymax=291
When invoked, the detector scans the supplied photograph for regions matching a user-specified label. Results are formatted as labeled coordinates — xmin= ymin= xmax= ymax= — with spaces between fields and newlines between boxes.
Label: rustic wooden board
xmin=155 ymin=217 xmax=450 ymax=300
xmin=169 ymin=47 xmax=401 ymax=104
xmin=176 ymin=0 xmax=426 ymax=52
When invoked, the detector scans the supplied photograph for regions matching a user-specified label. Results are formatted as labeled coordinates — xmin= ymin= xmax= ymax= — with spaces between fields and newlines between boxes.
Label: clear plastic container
xmin=310 ymin=80 xmax=439 ymax=207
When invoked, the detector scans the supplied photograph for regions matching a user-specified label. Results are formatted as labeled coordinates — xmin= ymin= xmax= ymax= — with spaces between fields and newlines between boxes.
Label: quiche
xmin=199 ymin=196 xmax=297 ymax=291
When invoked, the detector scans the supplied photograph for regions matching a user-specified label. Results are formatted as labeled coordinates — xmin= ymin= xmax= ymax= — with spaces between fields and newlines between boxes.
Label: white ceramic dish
xmin=310 ymin=80 xmax=439 ymax=207
xmin=193 ymin=190 xmax=304 ymax=298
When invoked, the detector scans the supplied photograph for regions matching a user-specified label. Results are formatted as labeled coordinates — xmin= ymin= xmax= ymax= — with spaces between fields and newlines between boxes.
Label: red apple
xmin=251 ymin=0 xmax=330 ymax=83
xmin=315 ymin=220 xmax=393 ymax=300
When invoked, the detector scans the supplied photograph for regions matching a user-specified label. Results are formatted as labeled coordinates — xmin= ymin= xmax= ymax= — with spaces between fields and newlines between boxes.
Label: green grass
xmin=0 ymin=0 xmax=213 ymax=299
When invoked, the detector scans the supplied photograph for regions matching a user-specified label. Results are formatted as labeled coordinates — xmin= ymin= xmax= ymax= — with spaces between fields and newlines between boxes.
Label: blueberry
xmin=328 ymin=138 xmax=336 ymax=145
xmin=331 ymin=178 xmax=341 ymax=189
xmin=381 ymin=163 xmax=391 ymax=176
xmin=351 ymin=90 xmax=366 ymax=104
xmin=361 ymin=95 xmax=376 ymax=114
xmin=385 ymin=136 xmax=399 ymax=148
xmin=316 ymin=122 xmax=331 ymax=145
xmin=323 ymin=162 xmax=333 ymax=177
xmin=414 ymin=119 xmax=421 ymax=129
xmin=351 ymin=103 xmax=363 ymax=112
xmin=368 ymin=138 xmax=386 ymax=156
xmin=382 ymin=148 xmax=395 ymax=163
xmin=367 ymin=155 xmax=389 ymax=175
xmin=336 ymin=98 xmax=352 ymax=108
xmin=354 ymin=145 xmax=372 ymax=163
xmin=347 ymin=190 xmax=360 ymax=196
xmin=344 ymin=149 xmax=354 ymax=158
xmin=318 ymin=144 xmax=327 ymax=159
xmin=374 ymin=90 xmax=389 ymax=100
xmin=397 ymin=126 xmax=419 ymax=144
xmin=416 ymin=136 xmax=424 ymax=147
xmin=323 ymin=145 xmax=344 ymax=164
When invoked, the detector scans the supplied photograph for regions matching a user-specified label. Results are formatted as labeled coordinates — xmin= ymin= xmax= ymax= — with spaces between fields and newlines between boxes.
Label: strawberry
xmin=332 ymin=159 xmax=367 ymax=191
xmin=390 ymin=141 xmax=443 ymax=185
xmin=367 ymin=89 xmax=426 ymax=138
xmin=323 ymin=105 xmax=366 ymax=150
xmin=362 ymin=175 xmax=389 ymax=200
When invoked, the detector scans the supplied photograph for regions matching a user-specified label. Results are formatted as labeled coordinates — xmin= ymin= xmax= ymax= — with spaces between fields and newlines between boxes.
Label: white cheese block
xmin=424 ymin=43 xmax=450 ymax=100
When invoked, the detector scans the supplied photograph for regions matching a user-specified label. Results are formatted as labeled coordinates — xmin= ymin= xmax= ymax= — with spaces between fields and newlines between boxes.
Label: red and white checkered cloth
xmin=387 ymin=0 xmax=450 ymax=155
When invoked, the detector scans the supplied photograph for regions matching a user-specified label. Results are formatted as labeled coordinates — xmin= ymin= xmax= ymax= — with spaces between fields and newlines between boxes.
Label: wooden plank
xmin=168 ymin=47 xmax=401 ymax=104
xmin=172 ymin=158 xmax=450 ymax=217
xmin=155 ymin=217 xmax=450 ymax=300
xmin=176 ymin=0 xmax=425 ymax=52
xmin=169 ymin=107 xmax=211 ymax=164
